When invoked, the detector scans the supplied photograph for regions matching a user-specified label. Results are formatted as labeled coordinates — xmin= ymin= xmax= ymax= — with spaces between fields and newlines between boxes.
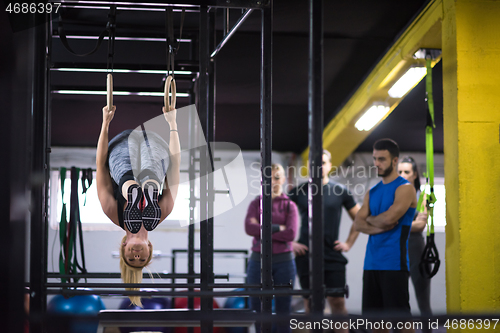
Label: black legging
xmin=408 ymin=232 xmax=432 ymax=316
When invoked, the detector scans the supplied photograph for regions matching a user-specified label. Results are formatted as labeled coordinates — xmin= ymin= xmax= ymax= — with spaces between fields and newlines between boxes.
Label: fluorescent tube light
xmin=388 ymin=67 xmax=427 ymax=98
xmin=62 ymin=5 xmax=198 ymax=12
xmin=52 ymin=90 xmax=189 ymax=97
xmin=53 ymin=35 xmax=191 ymax=43
xmin=59 ymin=1 xmax=198 ymax=8
xmin=51 ymin=68 xmax=193 ymax=75
xmin=355 ymin=104 xmax=390 ymax=131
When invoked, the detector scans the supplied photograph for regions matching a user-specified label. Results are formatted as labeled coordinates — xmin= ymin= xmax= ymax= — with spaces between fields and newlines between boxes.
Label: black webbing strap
xmin=81 ymin=168 xmax=93 ymax=206
xmin=106 ymin=5 xmax=117 ymax=73
xmin=69 ymin=168 xmax=83 ymax=282
xmin=58 ymin=168 xmax=69 ymax=283
xmin=78 ymin=169 xmax=91 ymax=278
xmin=57 ymin=5 xmax=116 ymax=58
xmin=165 ymin=7 xmax=186 ymax=78
xmin=63 ymin=167 xmax=77 ymax=282
xmin=418 ymin=55 xmax=441 ymax=279
xmin=58 ymin=18 xmax=107 ymax=57
xmin=166 ymin=8 xmax=174 ymax=77
xmin=419 ymin=233 xmax=440 ymax=278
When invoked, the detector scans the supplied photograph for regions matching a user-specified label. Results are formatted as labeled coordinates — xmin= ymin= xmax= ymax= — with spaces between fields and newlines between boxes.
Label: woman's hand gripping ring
xmin=164 ymin=75 xmax=176 ymax=111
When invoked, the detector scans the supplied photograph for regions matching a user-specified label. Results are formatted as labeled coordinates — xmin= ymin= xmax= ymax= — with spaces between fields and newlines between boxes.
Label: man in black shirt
xmin=288 ymin=150 xmax=360 ymax=318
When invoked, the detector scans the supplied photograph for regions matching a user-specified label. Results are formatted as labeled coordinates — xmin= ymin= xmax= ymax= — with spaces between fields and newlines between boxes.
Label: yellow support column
xmin=442 ymin=0 xmax=500 ymax=317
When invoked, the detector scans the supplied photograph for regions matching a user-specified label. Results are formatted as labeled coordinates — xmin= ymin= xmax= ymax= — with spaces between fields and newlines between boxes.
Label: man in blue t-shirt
xmin=354 ymin=139 xmax=417 ymax=333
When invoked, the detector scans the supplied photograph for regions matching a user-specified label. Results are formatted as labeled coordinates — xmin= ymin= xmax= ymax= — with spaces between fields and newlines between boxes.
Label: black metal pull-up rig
xmin=27 ymin=2 xmax=332 ymax=333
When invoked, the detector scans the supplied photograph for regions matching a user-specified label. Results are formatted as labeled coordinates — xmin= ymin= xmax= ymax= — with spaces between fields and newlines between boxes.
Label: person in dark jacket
xmin=288 ymin=150 xmax=360 ymax=324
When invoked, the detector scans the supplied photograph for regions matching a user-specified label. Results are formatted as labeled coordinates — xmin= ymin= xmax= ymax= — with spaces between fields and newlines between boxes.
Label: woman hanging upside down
xmin=96 ymin=104 xmax=181 ymax=307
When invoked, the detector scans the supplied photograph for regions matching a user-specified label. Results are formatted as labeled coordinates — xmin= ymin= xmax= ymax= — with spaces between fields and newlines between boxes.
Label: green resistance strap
xmin=419 ymin=57 xmax=440 ymax=279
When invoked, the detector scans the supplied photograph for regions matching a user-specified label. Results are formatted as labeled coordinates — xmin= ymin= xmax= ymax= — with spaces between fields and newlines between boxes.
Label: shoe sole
xmin=142 ymin=182 xmax=161 ymax=231
xmin=123 ymin=184 xmax=143 ymax=233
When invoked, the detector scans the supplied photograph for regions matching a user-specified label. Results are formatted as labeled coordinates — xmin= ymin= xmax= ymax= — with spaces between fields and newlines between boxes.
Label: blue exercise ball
xmin=224 ymin=295 xmax=247 ymax=310
xmin=47 ymin=294 xmax=106 ymax=333
xmin=224 ymin=289 xmax=276 ymax=311
xmin=223 ymin=290 xmax=248 ymax=333
xmin=119 ymin=297 xmax=172 ymax=333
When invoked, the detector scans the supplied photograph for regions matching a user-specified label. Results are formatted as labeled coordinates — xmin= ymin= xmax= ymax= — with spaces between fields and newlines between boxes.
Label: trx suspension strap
xmin=107 ymin=6 xmax=117 ymax=112
xmin=418 ymin=56 xmax=441 ymax=279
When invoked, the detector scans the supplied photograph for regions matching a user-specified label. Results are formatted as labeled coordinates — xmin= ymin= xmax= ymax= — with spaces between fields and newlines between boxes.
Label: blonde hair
xmin=120 ymin=235 xmax=153 ymax=307
xmin=271 ymin=163 xmax=285 ymax=174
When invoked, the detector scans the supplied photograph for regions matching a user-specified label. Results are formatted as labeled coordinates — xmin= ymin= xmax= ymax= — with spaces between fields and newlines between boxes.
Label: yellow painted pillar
xmin=442 ymin=0 xmax=500 ymax=317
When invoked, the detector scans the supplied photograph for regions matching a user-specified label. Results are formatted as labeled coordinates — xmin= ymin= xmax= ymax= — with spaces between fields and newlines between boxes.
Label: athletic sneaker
xmin=123 ymin=184 xmax=143 ymax=234
xmin=142 ymin=181 xmax=162 ymax=231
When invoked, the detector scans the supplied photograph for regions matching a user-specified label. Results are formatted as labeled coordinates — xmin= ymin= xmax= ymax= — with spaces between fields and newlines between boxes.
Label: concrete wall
xmin=442 ymin=0 xmax=500 ymax=314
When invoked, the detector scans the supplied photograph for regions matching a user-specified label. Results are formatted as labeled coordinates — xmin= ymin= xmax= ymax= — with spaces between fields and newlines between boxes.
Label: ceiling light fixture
xmin=354 ymin=104 xmax=390 ymax=131
xmin=413 ymin=49 xmax=426 ymax=59
xmin=52 ymin=90 xmax=189 ymax=98
xmin=388 ymin=67 xmax=427 ymax=98
xmin=413 ymin=48 xmax=442 ymax=60
xmin=51 ymin=68 xmax=193 ymax=75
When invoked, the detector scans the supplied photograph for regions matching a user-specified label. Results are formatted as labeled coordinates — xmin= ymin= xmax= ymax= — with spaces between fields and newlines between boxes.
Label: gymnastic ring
xmin=164 ymin=75 xmax=176 ymax=111
xmin=107 ymin=73 xmax=113 ymax=111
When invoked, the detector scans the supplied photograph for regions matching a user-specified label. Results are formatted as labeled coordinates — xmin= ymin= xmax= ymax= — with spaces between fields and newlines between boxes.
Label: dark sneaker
xmin=123 ymin=184 xmax=143 ymax=233
xmin=142 ymin=181 xmax=161 ymax=231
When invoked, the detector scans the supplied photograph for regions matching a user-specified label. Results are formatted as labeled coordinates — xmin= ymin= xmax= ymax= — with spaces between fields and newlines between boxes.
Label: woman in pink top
xmin=245 ymin=163 xmax=298 ymax=333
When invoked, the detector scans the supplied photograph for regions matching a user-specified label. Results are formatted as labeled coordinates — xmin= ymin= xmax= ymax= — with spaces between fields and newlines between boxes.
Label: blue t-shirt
xmin=363 ymin=176 xmax=415 ymax=271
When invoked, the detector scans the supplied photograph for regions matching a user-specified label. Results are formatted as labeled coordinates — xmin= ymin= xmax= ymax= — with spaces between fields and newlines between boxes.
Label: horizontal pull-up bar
xmin=52 ymin=67 xmax=195 ymax=75
xmin=60 ymin=5 xmax=199 ymax=13
xmin=52 ymin=61 xmax=200 ymax=73
xmin=47 ymin=272 xmax=229 ymax=279
xmin=45 ymin=282 xmax=293 ymax=289
xmin=53 ymin=34 xmax=193 ymax=43
xmin=46 ymin=287 xmax=348 ymax=298
xmin=51 ymin=89 xmax=190 ymax=97
xmin=172 ymin=248 xmax=248 ymax=253
xmin=58 ymin=0 xmax=268 ymax=10
xmin=45 ymin=282 xmax=263 ymax=289
xmin=96 ymin=309 xmax=255 ymax=333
